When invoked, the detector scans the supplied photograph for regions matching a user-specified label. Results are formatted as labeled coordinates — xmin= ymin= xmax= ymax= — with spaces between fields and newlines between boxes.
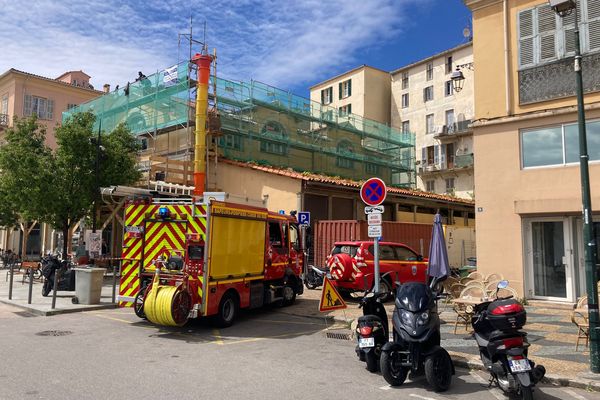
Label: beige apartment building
xmin=0 ymin=68 xmax=102 ymax=256
xmin=309 ymin=65 xmax=391 ymax=125
xmin=391 ymin=43 xmax=475 ymax=200
xmin=466 ymin=0 xmax=600 ymax=301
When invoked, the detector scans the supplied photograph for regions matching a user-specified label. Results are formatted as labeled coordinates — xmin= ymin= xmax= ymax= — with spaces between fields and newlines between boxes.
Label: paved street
xmin=0 ymin=302 xmax=598 ymax=400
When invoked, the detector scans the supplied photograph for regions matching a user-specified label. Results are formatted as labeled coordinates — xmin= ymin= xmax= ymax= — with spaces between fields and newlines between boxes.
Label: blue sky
xmin=0 ymin=0 xmax=471 ymax=97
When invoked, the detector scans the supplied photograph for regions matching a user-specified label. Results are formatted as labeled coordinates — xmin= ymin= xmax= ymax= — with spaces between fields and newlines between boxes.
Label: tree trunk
xmin=62 ymin=224 xmax=69 ymax=261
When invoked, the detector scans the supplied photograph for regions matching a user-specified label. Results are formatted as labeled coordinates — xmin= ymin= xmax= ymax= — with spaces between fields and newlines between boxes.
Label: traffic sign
xmin=319 ymin=277 xmax=347 ymax=312
xmin=368 ymin=225 xmax=382 ymax=238
xmin=360 ymin=178 xmax=387 ymax=206
xmin=368 ymin=214 xmax=382 ymax=225
xmin=297 ymin=211 xmax=311 ymax=226
xmin=365 ymin=205 xmax=384 ymax=214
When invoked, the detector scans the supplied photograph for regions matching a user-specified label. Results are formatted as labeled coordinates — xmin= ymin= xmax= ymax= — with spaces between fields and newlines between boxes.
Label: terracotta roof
xmin=0 ymin=69 xmax=101 ymax=94
xmin=220 ymin=158 xmax=475 ymax=206
xmin=56 ymin=70 xmax=91 ymax=80
xmin=309 ymin=64 xmax=389 ymax=89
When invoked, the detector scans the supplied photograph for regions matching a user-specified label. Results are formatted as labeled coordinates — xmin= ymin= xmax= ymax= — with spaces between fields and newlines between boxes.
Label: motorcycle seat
xmin=358 ymin=314 xmax=383 ymax=324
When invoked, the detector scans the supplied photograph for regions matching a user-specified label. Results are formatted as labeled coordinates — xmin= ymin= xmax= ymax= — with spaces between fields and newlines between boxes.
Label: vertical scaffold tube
xmin=191 ymin=53 xmax=213 ymax=196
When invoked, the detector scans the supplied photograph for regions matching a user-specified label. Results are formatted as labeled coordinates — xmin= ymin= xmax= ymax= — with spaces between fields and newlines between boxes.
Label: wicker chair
xmin=467 ymin=271 xmax=484 ymax=281
xmin=572 ymin=295 xmax=589 ymax=351
xmin=460 ymin=276 xmax=474 ymax=285
xmin=485 ymin=273 xmax=503 ymax=283
xmin=485 ymin=280 xmax=502 ymax=296
xmin=453 ymin=286 xmax=485 ymax=334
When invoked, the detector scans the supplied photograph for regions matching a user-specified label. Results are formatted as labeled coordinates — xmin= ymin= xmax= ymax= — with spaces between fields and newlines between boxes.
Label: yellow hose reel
xmin=144 ymin=283 xmax=191 ymax=327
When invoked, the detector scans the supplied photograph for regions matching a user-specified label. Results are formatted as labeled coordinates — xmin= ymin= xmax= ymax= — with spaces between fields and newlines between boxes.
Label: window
xmin=518 ymin=1 xmax=600 ymax=68
xmin=138 ymin=137 xmax=148 ymax=151
xmin=1 ymin=94 xmax=7 ymax=115
xmin=446 ymin=56 xmax=453 ymax=74
xmin=401 ymin=93 xmax=409 ymax=108
xmin=365 ymin=162 xmax=379 ymax=175
xmin=219 ymin=133 xmax=243 ymax=150
xmin=67 ymin=103 xmax=77 ymax=110
xmin=426 ymin=114 xmax=434 ymax=134
xmin=368 ymin=245 xmax=396 ymax=260
xmin=269 ymin=222 xmax=283 ymax=248
xmin=423 ymin=86 xmax=434 ymax=102
xmin=395 ymin=246 xmax=419 ymax=261
xmin=422 ymin=145 xmax=440 ymax=166
xmin=445 ymin=81 xmax=453 ymax=97
xmin=426 ymin=180 xmax=435 ymax=192
xmin=338 ymin=104 xmax=352 ymax=116
xmin=521 ymin=120 xmax=600 ymax=168
xmin=260 ymin=141 xmax=287 ymax=155
xmin=24 ymin=94 xmax=54 ymax=120
xmin=336 ymin=140 xmax=354 ymax=169
xmin=322 ymin=109 xmax=334 ymax=121
xmin=401 ymin=120 xmax=410 ymax=134
xmin=401 ymin=72 xmax=409 ymax=89
xmin=426 ymin=62 xmax=433 ymax=80
xmin=260 ymin=120 xmax=287 ymax=155
xmin=321 ymin=87 xmax=333 ymax=104
xmin=339 ymin=79 xmax=352 ymax=99
xmin=445 ymin=109 xmax=455 ymax=127
xmin=445 ymin=178 xmax=455 ymax=192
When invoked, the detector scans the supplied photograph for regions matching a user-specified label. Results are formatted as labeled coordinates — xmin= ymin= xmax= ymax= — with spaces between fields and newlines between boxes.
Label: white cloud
xmin=0 ymin=0 xmax=425 ymax=91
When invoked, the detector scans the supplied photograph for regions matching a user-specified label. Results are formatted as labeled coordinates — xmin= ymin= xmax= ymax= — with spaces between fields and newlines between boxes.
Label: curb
xmin=0 ymin=298 xmax=118 ymax=316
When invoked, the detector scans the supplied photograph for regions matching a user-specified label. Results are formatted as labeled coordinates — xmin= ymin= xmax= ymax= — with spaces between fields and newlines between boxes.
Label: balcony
xmin=433 ymin=120 xmax=472 ymax=140
xmin=0 ymin=114 xmax=8 ymax=127
xmin=417 ymin=154 xmax=474 ymax=175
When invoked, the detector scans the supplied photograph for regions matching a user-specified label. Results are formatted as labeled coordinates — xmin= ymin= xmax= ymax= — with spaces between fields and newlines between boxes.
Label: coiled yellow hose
xmin=144 ymin=285 xmax=187 ymax=327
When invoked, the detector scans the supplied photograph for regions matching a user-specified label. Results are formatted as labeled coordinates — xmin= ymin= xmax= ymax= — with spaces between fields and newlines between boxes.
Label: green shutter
xmin=339 ymin=82 xmax=342 ymax=99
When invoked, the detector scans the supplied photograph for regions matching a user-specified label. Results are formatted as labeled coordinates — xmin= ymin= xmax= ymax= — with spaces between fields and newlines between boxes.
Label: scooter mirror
xmin=497 ymin=280 xmax=509 ymax=289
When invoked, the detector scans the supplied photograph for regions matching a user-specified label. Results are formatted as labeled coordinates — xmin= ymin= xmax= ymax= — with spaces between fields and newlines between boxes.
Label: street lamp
xmin=549 ymin=0 xmax=600 ymax=373
xmin=451 ymin=63 xmax=474 ymax=93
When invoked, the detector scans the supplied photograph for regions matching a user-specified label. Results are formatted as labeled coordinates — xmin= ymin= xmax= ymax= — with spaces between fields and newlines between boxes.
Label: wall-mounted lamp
xmin=450 ymin=62 xmax=474 ymax=93
xmin=548 ymin=0 xmax=576 ymax=16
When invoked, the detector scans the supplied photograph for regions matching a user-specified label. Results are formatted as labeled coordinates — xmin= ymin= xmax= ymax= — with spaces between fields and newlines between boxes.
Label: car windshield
xmin=331 ymin=245 xmax=358 ymax=257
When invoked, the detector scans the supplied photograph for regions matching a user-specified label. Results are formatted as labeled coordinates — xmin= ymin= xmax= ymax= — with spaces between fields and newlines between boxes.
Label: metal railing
xmin=0 ymin=113 xmax=8 ymax=126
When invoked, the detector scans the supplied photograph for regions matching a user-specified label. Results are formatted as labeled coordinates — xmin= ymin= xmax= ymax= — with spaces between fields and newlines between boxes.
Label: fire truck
xmin=119 ymin=194 xmax=304 ymax=327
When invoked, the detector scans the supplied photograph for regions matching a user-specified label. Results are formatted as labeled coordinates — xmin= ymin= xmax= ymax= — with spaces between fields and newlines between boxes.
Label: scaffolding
xmin=63 ymin=62 xmax=416 ymax=188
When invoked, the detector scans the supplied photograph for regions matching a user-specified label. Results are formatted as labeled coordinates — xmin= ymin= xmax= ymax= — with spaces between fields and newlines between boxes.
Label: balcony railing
xmin=0 ymin=114 xmax=8 ymax=127
xmin=418 ymin=153 xmax=474 ymax=174
xmin=454 ymin=153 xmax=474 ymax=168
xmin=434 ymin=119 xmax=472 ymax=139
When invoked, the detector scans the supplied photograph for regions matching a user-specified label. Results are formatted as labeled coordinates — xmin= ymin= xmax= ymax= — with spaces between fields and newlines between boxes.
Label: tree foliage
xmin=0 ymin=111 xmax=141 ymax=258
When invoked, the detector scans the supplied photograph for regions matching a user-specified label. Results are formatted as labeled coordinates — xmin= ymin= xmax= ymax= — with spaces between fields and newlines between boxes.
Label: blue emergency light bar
xmin=158 ymin=206 xmax=170 ymax=219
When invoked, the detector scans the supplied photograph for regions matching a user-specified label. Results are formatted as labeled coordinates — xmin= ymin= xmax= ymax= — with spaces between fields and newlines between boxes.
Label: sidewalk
xmin=0 ymin=269 xmax=118 ymax=316
xmin=289 ymin=287 xmax=600 ymax=391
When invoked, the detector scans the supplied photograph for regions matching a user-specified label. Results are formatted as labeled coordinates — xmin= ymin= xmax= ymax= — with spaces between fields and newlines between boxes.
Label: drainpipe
xmin=190 ymin=53 xmax=213 ymax=197
xmin=504 ymin=0 xmax=511 ymax=116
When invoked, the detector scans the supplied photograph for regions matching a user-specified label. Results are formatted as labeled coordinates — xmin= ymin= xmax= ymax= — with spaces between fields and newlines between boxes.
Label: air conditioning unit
xmin=434 ymin=125 xmax=445 ymax=134
xmin=426 ymin=165 xmax=437 ymax=172
xmin=417 ymin=166 xmax=424 ymax=174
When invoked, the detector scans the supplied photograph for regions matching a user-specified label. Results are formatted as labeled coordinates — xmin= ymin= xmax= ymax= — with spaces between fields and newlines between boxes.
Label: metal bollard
xmin=8 ymin=262 xmax=14 ymax=300
xmin=27 ymin=267 xmax=34 ymax=304
xmin=111 ymin=262 xmax=118 ymax=304
xmin=51 ymin=269 xmax=59 ymax=309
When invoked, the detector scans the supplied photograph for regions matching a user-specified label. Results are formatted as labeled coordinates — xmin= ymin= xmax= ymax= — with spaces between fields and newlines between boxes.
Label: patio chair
xmin=485 ymin=280 xmax=501 ymax=296
xmin=485 ymin=273 xmax=503 ymax=283
xmin=460 ymin=276 xmax=474 ymax=285
xmin=496 ymin=285 xmax=518 ymax=299
xmin=453 ymin=286 xmax=485 ymax=334
xmin=465 ymin=280 xmax=486 ymax=290
xmin=572 ymin=296 xmax=589 ymax=351
xmin=467 ymin=271 xmax=484 ymax=281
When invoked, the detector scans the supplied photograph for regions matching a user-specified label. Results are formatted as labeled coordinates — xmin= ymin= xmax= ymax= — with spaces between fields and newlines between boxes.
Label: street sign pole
xmin=374 ymin=237 xmax=380 ymax=293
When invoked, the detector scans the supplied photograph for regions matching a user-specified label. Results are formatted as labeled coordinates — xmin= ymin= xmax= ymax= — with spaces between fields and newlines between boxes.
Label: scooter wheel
xmin=381 ymin=350 xmax=408 ymax=386
xmin=520 ymin=386 xmax=533 ymax=400
xmin=424 ymin=346 xmax=453 ymax=392
xmin=365 ymin=352 xmax=379 ymax=373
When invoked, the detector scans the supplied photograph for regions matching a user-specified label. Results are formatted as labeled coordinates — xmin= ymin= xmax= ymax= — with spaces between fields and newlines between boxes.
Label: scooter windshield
xmin=395 ymin=282 xmax=433 ymax=312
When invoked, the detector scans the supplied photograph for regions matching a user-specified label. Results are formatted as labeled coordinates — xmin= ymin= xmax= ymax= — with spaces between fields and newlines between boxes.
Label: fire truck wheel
xmin=216 ymin=291 xmax=238 ymax=328
xmin=281 ymin=282 xmax=296 ymax=307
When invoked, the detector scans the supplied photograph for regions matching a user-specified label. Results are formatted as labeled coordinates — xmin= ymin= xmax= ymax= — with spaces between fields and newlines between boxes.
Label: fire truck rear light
xmin=359 ymin=326 xmax=373 ymax=336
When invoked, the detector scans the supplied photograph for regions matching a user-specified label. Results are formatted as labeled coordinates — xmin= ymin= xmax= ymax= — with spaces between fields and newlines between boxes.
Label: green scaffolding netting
xmin=63 ymin=62 xmax=416 ymax=187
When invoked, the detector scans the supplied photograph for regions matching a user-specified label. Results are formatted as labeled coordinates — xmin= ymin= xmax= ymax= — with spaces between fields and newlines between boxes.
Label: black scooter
xmin=304 ymin=265 xmax=327 ymax=290
xmin=380 ymin=277 xmax=454 ymax=392
xmin=355 ymin=291 xmax=389 ymax=372
xmin=41 ymin=256 xmax=75 ymax=297
xmin=469 ymin=280 xmax=545 ymax=400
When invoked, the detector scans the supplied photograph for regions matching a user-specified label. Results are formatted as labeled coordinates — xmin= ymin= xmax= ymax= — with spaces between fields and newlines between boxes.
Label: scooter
xmin=355 ymin=290 xmax=389 ymax=372
xmin=41 ymin=255 xmax=75 ymax=297
xmin=304 ymin=265 xmax=327 ymax=290
xmin=380 ymin=277 xmax=454 ymax=392
xmin=469 ymin=280 xmax=545 ymax=399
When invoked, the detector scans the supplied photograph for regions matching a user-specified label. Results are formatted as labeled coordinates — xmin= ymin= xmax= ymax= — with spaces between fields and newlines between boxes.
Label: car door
xmin=393 ymin=245 xmax=428 ymax=284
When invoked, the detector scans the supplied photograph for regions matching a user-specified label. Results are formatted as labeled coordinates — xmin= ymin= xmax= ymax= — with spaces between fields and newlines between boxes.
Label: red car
xmin=326 ymin=241 xmax=428 ymax=295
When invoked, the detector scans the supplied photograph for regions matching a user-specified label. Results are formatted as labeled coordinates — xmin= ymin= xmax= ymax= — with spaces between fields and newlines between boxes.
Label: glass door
xmin=525 ymin=218 xmax=574 ymax=301
xmin=574 ymin=218 xmax=600 ymax=298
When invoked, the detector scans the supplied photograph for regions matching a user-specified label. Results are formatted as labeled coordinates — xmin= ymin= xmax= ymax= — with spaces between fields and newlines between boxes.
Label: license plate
xmin=358 ymin=337 xmax=375 ymax=348
xmin=508 ymin=358 xmax=531 ymax=373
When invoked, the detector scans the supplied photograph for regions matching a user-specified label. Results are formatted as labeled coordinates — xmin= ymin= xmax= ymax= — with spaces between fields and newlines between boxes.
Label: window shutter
xmin=47 ymin=99 xmax=54 ymax=120
xmin=421 ymin=147 xmax=426 ymax=164
xmin=441 ymin=145 xmax=446 ymax=167
xmin=348 ymin=79 xmax=351 ymax=96
xmin=519 ymin=9 xmax=535 ymax=66
xmin=339 ymin=82 xmax=342 ymax=99
xmin=434 ymin=145 xmax=440 ymax=165
xmin=539 ymin=5 xmax=557 ymax=62
xmin=321 ymin=90 xmax=324 ymax=104
xmin=24 ymin=94 xmax=32 ymax=116
xmin=588 ymin=0 xmax=600 ymax=51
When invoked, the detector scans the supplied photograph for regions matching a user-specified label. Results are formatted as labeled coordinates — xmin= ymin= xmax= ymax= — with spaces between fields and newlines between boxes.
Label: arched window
xmin=260 ymin=120 xmax=288 ymax=155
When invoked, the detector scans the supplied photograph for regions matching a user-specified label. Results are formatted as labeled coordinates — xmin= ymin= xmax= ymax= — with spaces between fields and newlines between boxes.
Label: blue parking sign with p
xmin=298 ymin=211 xmax=310 ymax=226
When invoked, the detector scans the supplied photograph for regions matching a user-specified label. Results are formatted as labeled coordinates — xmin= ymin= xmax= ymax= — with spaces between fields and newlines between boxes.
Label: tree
xmin=43 ymin=111 xmax=141 ymax=258
xmin=0 ymin=116 xmax=53 ymax=260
